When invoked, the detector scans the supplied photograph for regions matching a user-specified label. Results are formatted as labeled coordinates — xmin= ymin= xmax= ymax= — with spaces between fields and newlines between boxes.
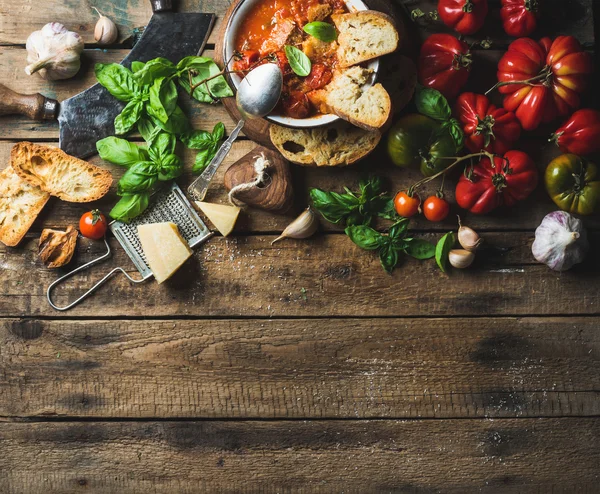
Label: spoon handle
xmin=188 ymin=119 xmax=245 ymax=202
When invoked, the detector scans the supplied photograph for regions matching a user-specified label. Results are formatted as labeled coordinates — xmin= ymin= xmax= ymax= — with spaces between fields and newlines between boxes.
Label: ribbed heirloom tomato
xmin=438 ymin=0 xmax=488 ymax=36
xmin=500 ymin=0 xmax=540 ymax=37
xmin=550 ymin=109 xmax=600 ymax=156
xmin=418 ymin=34 xmax=472 ymax=100
xmin=455 ymin=92 xmax=521 ymax=154
xmin=456 ymin=150 xmax=538 ymax=214
xmin=496 ymin=36 xmax=593 ymax=130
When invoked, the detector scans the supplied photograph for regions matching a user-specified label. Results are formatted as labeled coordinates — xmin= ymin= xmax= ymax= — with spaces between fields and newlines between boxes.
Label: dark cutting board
xmin=214 ymin=0 xmax=410 ymax=150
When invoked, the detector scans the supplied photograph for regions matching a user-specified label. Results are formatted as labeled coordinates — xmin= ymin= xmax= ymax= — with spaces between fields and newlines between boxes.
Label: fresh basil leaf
xmin=114 ymin=99 xmax=143 ymax=135
xmin=117 ymin=164 xmax=158 ymax=195
xmin=133 ymin=57 xmax=177 ymax=85
xmin=138 ymin=118 xmax=161 ymax=147
xmin=95 ymin=63 xmax=139 ymax=102
xmin=443 ymin=118 xmax=465 ymax=153
xmin=435 ymin=232 xmax=455 ymax=273
xmin=310 ymin=188 xmax=360 ymax=225
xmin=303 ymin=21 xmax=338 ymax=42
xmin=131 ymin=61 xmax=146 ymax=74
xmin=379 ymin=242 xmax=400 ymax=274
xmin=177 ymin=57 xmax=233 ymax=102
xmin=176 ymin=56 xmax=216 ymax=72
xmin=150 ymin=106 xmax=190 ymax=135
xmin=359 ymin=176 xmax=383 ymax=200
xmin=284 ymin=45 xmax=312 ymax=77
xmin=110 ymin=192 xmax=150 ymax=222
xmin=147 ymin=77 xmax=178 ymax=124
xmin=345 ymin=225 xmax=382 ymax=251
xmin=181 ymin=129 xmax=212 ymax=149
xmin=96 ymin=136 xmax=148 ymax=167
xmin=405 ymin=238 xmax=436 ymax=260
xmin=415 ymin=86 xmax=451 ymax=122
xmin=193 ymin=143 xmax=218 ymax=174
xmin=148 ymin=132 xmax=176 ymax=163
xmin=158 ymin=154 xmax=183 ymax=181
xmin=378 ymin=198 xmax=398 ymax=221
xmin=389 ymin=218 xmax=410 ymax=240
xmin=212 ymin=122 xmax=225 ymax=142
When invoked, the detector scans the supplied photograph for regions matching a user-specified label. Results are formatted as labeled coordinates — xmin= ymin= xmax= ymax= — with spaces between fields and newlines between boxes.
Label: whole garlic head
xmin=532 ymin=211 xmax=589 ymax=271
xmin=25 ymin=23 xmax=84 ymax=80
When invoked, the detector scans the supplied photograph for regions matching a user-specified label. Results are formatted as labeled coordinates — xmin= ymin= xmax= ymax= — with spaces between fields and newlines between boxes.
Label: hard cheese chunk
xmin=195 ymin=202 xmax=240 ymax=237
xmin=137 ymin=222 xmax=192 ymax=284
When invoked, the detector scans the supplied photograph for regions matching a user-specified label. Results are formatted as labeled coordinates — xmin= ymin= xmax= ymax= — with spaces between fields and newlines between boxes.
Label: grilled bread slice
xmin=333 ymin=11 xmax=399 ymax=68
xmin=308 ymin=66 xmax=391 ymax=131
xmin=269 ymin=121 xmax=381 ymax=167
xmin=11 ymin=142 xmax=112 ymax=203
xmin=0 ymin=166 xmax=50 ymax=246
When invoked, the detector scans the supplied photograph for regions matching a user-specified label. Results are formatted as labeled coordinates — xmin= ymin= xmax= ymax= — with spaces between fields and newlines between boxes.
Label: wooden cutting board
xmin=214 ymin=0 xmax=412 ymax=150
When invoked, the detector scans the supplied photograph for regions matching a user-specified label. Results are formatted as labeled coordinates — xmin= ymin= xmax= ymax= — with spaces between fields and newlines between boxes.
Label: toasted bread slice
xmin=308 ymin=67 xmax=391 ymax=131
xmin=333 ymin=11 xmax=399 ymax=68
xmin=0 ymin=166 xmax=50 ymax=247
xmin=10 ymin=142 xmax=112 ymax=203
xmin=269 ymin=121 xmax=381 ymax=167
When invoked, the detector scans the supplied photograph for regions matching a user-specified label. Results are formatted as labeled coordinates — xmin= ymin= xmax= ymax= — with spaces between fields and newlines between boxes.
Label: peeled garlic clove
xmin=272 ymin=207 xmax=318 ymax=244
xmin=457 ymin=216 xmax=482 ymax=252
xmin=448 ymin=249 xmax=475 ymax=269
xmin=93 ymin=8 xmax=118 ymax=45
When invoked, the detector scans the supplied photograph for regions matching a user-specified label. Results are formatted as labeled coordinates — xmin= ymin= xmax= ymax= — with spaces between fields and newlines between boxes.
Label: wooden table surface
xmin=1 ymin=0 xmax=599 ymax=492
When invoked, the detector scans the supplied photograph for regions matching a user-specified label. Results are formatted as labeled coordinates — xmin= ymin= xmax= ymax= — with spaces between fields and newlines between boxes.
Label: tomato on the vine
xmin=438 ymin=0 xmax=489 ymax=36
xmin=394 ymin=191 xmax=421 ymax=218
xmin=456 ymin=150 xmax=538 ymax=214
xmin=418 ymin=34 xmax=472 ymax=100
xmin=423 ymin=196 xmax=450 ymax=222
xmin=232 ymin=50 xmax=260 ymax=72
xmin=500 ymin=0 xmax=540 ymax=37
xmin=496 ymin=36 xmax=593 ymax=130
xmin=455 ymin=92 xmax=521 ymax=155
xmin=79 ymin=210 xmax=108 ymax=240
xmin=550 ymin=109 xmax=600 ymax=156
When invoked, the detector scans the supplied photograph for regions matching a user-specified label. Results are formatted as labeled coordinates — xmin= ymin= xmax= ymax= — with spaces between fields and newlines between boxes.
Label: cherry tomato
xmin=306 ymin=63 xmax=333 ymax=90
xmin=282 ymin=91 xmax=310 ymax=119
xmin=79 ymin=210 xmax=108 ymax=240
xmin=394 ymin=191 xmax=421 ymax=218
xmin=232 ymin=50 xmax=260 ymax=72
xmin=423 ymin=196 xmax=450 ymax=222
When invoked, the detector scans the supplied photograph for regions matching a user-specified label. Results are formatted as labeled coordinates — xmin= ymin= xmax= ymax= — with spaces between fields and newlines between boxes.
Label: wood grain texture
xmin=1 ymin=231 xmax=600 ymax=318
xmin=1 ymin=317 xmax=598 ymax=419
xmin=1 ymin=419 xmax=599 ymax=493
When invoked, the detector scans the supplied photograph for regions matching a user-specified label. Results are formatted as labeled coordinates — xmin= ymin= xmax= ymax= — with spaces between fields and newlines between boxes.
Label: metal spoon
xmin=188 ymin=63 xmax=283 ymax=202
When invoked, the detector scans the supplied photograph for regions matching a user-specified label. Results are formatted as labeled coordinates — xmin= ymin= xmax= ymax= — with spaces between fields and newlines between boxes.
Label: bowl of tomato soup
xmin=224 ymin=0 xmax=379 ymax=128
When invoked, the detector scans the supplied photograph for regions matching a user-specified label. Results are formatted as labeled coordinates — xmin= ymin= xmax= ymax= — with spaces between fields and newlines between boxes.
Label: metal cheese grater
xmin=47 ymin=183 xmax=213 ymax=311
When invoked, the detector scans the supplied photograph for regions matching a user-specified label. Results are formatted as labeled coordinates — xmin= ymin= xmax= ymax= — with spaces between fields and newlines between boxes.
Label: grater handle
xmin=47 ymin=237 xmax=146 ymax=311
xmin=187 ymin=119 xmax=245 ymax=202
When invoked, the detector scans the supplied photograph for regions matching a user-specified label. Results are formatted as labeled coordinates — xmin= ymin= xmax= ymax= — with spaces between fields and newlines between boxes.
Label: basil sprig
xmin=284 ymin=45 xmax=312 ymax=77
xmin=181 ymin=123 xmax=226 ymax=174
xmin=303 ymin=22 xmax=338 ymax=42
xmin=435 ymin=232 xmax=455 ymax=273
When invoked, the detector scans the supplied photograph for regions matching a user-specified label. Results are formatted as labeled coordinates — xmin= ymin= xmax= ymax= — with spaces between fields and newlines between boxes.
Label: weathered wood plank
xmin=0 ymin=0 xmax=228 ymax=46
xmin=1 ymin=232 xmax=599 ymax=318
xmin=1 ymin=419 xmax=599 ymax=493
xmin=1 ymin=317 xmax=598 ymax=419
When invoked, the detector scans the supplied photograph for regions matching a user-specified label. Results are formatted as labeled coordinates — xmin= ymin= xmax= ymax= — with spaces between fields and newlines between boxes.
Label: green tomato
xmin=545 ymin=154 xmax=600 ymax=216
xmin=386 ymin=114 xmax=456 ymax=177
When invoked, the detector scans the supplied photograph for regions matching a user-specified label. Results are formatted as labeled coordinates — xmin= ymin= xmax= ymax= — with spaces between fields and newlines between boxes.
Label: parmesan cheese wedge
xmin=137 ymin=222 xmax=192 ymax=284
xmin=195 ymin=202 xmax=240 ymax=237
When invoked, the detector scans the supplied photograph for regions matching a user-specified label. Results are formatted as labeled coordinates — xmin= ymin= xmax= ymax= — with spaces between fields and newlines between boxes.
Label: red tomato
xmin=438 ymin=0 xmax=489 ymax=36
xmin=497 ymin=36 xmax=593 ymax=131
xmin=232 ymin=50 xmax=260 ymax=72
xmin=456 ymin=150 xmax=538 ymax=214
xmin=394 ymin=192 xmax=421 ymax=218
xmin=455 ymin=92 xmax=521 ymax=155
xmin=500 ymin=0 xmax=539 ymax=37
xmin=79 ymin=210 xmax=108 ymax=240
xmin=306 ymin=63 xmax=333 ymax=91
xmin=418 ymin=34 xmax=472 ymax=100
xmin=274 ymin=50 xmax=292 ymax=76
xmin=423 ymin=196 xmax=450 ymax=222
xmin=282 ymin=91 xmax=310 ymax=119
xmin=550 ymin=109 xmax=600 ymax=156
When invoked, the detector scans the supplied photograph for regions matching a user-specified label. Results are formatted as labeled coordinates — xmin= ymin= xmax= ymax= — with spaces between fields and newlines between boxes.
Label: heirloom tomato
xmin=455 ymin=92 xmax=521 ymax=155
xmin=438 ymin=0 xmax=488 ymax=36
xmin=550 ymin=109 xmax=600 ymax=156
xmin=387 ymin=114 xmax=456 ymax=177
xmin=545 ymin=154 xmax=600 ymax=215
xmin=418 ymin=34 xmax=471 ymax=100
xmin=456 ymin=150 xmax=538 ymax=214
xmin=500 ymin=0 xmax=539 ymax=37
xmin=496 ymin=36 xmax=593 ymax=130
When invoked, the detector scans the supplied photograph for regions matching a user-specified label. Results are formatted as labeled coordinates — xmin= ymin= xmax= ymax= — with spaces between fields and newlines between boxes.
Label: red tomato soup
xmin=233 ymin=0 xmax=347 ymax=119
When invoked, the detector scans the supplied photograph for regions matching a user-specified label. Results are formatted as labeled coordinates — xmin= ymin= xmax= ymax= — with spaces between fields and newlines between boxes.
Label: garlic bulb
xmin=532 ymin=211 xmax=589 ymax=271
xmin=25 ymin=23 xmax=84 ymax=80
xmin=93 ymin=8 xmax=118 ymax=45
xmin=272 ymin=207 xmax=319 ymax=244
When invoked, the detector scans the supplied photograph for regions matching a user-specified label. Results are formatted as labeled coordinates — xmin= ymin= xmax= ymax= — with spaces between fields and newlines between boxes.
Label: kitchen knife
xmin=0 ymin=0 xmax=215 ymax=158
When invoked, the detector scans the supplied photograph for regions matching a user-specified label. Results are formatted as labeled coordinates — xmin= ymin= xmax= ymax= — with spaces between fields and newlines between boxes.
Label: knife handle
xmin=0 ymin=84 xmax=58 ymax=120
xmin=150 ymin=0 xmax=172 ymax=12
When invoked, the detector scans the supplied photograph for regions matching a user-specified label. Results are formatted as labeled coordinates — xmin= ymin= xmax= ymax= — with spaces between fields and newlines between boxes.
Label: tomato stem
xmin=462 ymin=0 xmax=474 ymax=13
xmin=525 ymin=0 xmax=539 ymax=13
xmin=485 ymin=67 xmax=551 ymax=96
xmin=453 ymin=51 xmax=473 ymax=71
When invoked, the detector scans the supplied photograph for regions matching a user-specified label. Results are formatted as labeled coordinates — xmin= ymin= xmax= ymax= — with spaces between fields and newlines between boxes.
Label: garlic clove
xmin=457 ymin=216 xmax=482 ymax=252
xmin=448 ymin=249 xmax=475 ymax=269
xmin=272 ymin=207 xmax=319 ymax=244
xmin=93 ymin=8 xmax=119 ymax=45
